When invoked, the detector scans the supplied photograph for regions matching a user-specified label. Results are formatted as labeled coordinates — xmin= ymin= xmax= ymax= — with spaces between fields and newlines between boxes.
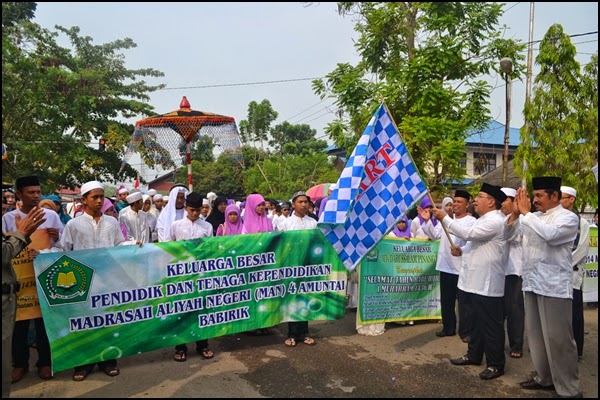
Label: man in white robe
xmin=156 ymin=185 xmax=188 ymax=242
xmin=51 ymin=180 xmax=128 ymax=381
xmin=119 ymin=191 xmax=149 ymax=244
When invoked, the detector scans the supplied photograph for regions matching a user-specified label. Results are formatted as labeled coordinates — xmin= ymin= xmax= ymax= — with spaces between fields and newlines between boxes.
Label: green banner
xmin=34 ymin=230 xmax=347 ymax=372
xmin=584 ymin=226 xmax=598 ymax=302
xmin=358 ymin=238 xmax=441 ymax=323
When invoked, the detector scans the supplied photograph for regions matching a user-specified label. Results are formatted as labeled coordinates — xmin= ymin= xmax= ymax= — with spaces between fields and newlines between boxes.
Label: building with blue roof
xmin=455 ymin=120 xmax=521 ymax=185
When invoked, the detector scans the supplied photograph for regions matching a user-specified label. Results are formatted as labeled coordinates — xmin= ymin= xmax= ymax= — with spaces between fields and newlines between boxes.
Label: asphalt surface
xmin=10 ymin=307 xmax=598 ymax=398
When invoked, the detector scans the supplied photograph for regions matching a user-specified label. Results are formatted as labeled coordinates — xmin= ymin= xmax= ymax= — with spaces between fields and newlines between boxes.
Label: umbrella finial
xmin=180 ymin=96 xmax=191 ymax=110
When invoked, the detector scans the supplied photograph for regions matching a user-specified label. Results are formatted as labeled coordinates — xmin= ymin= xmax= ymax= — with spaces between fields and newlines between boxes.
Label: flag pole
xmin=381 ymin=103 xmax=455 ymax=247
xmin=426 ymin=193 xmax=455 ymax=247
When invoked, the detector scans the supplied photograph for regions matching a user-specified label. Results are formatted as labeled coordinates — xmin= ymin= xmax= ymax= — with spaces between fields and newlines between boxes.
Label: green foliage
xmin=190 ymin=135 xmax=216 ymax=164
xmin=269 ymin=122 xmax=329 ymax=156
xmin=313 ymin=2 xmax=526 ymax=191
xmin=244 ymin=153 xmax=340 ymax=200
xmin=238 ymin=99 xmax=278 ymax=148
xmin=176 ymin=151 xmax=246 ymax=200
xmin=2 ymin=7 xmax=165 ymax=193
xmin=515 ymin=24 xmax=598 ymax=210
xmin=2 ymin=2 xmax=36 ymax=29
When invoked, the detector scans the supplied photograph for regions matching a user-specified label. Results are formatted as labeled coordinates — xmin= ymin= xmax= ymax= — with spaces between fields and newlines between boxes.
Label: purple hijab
xmin=242 ymin=194 xmax=273 ymax=234
xmin=392 ymin=216 xmax=411 ymax=238
xmin=218 ymin=204 xmax=243 ymax=236
xmin=417 ymin=197 xmax=438 ymax=226
xmin=317 ymin=197 xmax=329 ymax=220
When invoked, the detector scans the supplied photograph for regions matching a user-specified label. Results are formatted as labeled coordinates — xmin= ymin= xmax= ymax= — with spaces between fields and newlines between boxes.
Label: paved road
xmin=11 ymin=307 xmax=598 ymax=398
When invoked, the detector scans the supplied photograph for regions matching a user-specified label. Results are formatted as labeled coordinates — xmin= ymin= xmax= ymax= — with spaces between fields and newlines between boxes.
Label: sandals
xmin=198 ymin=348 xmax=214 ymax=360
xmin=510 ymin=351 xmax=523 ymax=359
xmin=72 ymin=370 xmax=88 ymax=382
xmin=302 ymin=337 xmax=317 ymax=346
xmin=101 ymin=366 xmax=120 ymax=377
xmin=285 ymin=337 xmax=317 ymax=347
xmin=173 ymin=350 xmax=187 ymax=362
xmin=73 ymin=365 xmax=119 ymax=380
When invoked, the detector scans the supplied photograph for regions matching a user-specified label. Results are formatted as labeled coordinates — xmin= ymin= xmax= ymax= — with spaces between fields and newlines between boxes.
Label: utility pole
xmin=500 ymin=58 xmax=513 ymax=187
xmin=522 ymin=2 xmax=535 ymax=188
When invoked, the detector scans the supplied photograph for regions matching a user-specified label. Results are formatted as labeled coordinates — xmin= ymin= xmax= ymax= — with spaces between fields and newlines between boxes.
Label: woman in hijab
xmin=101 ymin=198 xmax=128 ymax=240
xmin=441 ymin=196 xmax=454 ymax=219
xmin=45 ymin=194 xmax=72 ymax=226
xmin=241 ymin=194 xmax=273 ymax=234
xmin=411 ymin=197 xmax=438 ymax=239
xmin=389 ymin=216 xmax=412 ymax=239
xmin=205 ymin=195 xmax=228 ymax=235
xmin=216 ymin=204 xmax=243 ymax=236
xmin=240 ymin=193 xmax=274 ymax=335
xmin=142 ymin=194 xmax=158 ymax=242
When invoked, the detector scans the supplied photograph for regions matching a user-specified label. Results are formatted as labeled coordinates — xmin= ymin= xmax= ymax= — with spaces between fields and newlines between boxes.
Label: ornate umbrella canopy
xmin=121 ymin=97 xmax=242 ymax=190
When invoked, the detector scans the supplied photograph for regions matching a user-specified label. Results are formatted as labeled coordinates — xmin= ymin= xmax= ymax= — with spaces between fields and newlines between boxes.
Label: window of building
xmin=473 ymin=152 xmax=497 ymax=175
xmin=458 ymin=154 xmax=467 ymax=170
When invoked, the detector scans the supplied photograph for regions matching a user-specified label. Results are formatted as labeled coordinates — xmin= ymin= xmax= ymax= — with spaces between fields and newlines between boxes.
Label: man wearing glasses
xmin=432 ymin=183 xmax=507 ymax=381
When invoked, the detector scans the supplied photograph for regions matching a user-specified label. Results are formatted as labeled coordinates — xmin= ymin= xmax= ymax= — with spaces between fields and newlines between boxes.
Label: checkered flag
xmin=319 ymin=103 xmax=428 ymax=271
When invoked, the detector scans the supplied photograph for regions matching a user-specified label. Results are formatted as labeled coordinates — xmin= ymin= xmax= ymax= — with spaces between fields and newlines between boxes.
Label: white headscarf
xmin=142 ymin=194 xmax=153 ymax=206
xmin=442 ymin=197 xmax=453 ymax=209
xmin=156 ymin=186 xmax=189 ymax=242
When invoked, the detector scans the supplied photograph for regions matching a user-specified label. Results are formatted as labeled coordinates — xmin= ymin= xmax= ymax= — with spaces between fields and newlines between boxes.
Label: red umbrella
xmin=306 ymin=183 xmax=334 ymax=202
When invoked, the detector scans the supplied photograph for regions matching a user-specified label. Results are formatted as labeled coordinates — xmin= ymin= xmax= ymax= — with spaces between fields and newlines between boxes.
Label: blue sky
xmin=33 ymin=2 xmax=597 ymax=180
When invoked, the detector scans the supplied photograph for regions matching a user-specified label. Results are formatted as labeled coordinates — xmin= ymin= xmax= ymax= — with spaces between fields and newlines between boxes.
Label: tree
xmin=269 ymin=122 xmax=329 ymax=156
xmin=237 ymin=99 xmax=339 ymax=199
xmin=176 ymin=151 xmax=246 ymax=199
xmin=244 ymin=153 xmax=339 ymax=200
xmin=312 ymin=2 xmax=525 ymax=194
xmin=515 ymin=24 xmax=598 ymax=210
xmin=2 ymin=2 xmax=36 ymax=29
xmin=238 ymin=99 xmax=278 ymax=149
xmin=2 ymin=4 xmax=165 ymax=192
xmin=190 ymin=134 xmax=216 ymax=164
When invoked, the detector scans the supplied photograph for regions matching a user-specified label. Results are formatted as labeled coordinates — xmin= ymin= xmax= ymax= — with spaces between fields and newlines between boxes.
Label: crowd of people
xmin=2 ymin=175 xmax=597 ymax=398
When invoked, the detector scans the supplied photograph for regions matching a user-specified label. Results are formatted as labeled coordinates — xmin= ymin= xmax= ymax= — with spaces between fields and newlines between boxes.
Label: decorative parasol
xmin=121 ymin=96 xmax=242 ymax=191
xmin=306 ymin=183 xmax=334 ymax=202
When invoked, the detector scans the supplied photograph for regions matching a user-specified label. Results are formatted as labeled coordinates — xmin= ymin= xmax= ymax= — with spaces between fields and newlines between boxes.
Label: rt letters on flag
xmin=360 ymin=143 xmax=395 ymax=191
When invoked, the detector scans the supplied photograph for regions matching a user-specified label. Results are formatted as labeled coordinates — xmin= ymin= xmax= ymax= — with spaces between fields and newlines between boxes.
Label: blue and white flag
xmin=318 ymin=103 xmax=428 ymax=271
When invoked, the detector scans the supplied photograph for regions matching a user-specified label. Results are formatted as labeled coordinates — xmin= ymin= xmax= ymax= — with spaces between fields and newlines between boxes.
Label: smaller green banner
xmin=358 ymin=238 xmax=441 ymax=323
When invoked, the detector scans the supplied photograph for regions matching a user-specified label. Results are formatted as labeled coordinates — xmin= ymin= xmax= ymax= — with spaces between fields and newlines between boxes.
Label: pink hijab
xmin=101 ymin=198 xmax=116 ymax=214
xmin=101 ymin=198 xmax=128 ymax=239
xmin=242 ymin=194 xmax=273 ymax=234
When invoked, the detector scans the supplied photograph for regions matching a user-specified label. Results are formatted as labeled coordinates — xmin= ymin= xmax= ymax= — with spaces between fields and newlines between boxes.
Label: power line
xmin=503 ymin=2 xmax=521 ymax=13
xmin=292 ymin=104 xmax=335 ymax=124
xmin=154 ymin=29 xmax=595 ymax=94
xmin=304 ymin=108 xmax=339 ymax=125
xmin=281 ymin=98 xmax=329 ymax=123
xmin=158 ymin=77 xmax=322 ymax=91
